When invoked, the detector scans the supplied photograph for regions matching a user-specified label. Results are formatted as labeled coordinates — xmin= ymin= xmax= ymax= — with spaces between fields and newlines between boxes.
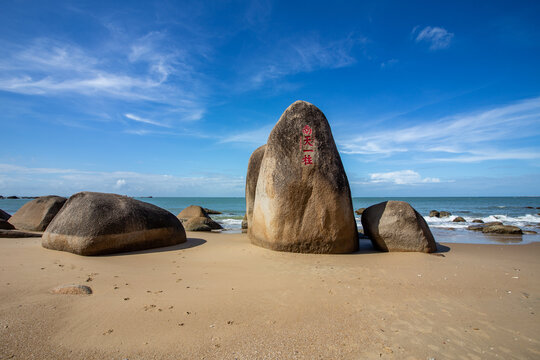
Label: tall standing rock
xmin=8 ymin=195 xmax=66 ymax=231
xmin=250 ymin=101 xmax=358 ymax=253
xmin=245 ymin=145 xmax=266 ymax=230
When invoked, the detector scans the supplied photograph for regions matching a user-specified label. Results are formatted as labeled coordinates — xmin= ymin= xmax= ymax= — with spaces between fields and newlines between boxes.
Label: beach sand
xmin=0 ymin=233 xmax=538 ymax=359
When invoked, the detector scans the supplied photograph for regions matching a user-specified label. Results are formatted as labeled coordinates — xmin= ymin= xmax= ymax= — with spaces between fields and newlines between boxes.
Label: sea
xmin=2 ymin=197 xmax=539 ymax=245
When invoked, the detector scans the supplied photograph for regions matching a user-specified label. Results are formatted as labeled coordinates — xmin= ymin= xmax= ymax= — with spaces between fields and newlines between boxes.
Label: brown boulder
xmin=482 ymin=224 xmax=522 ymax=235
xmin=453 ymin=216 xmax=466 ymax=222
xmin=355 ymin=208 xmax=365 ymax=215
xmin=245 ymin=145 xmax=266 ymax=230
xmin=429 ymin=210 xmax=440 ymax=217
xmin=472 ymin=219 xmax=484 ymax=223
xmin=183 ymin=216 xmax=222 ymax=231
xmin=361 ymin=200 xmax=436 ymax=253
xmin=8 ymin=196 xmax=66 ymax=231
xmin=439 ymin=211 xmax=452 ymax=217
xmin=42 ymin=192 xmax=186 ymax=255
xmin=204 ymin=208 xmax=222 ymax=215
xmin=177 ymin=205 xmax=208 ymax=220
xmin=250 ymin=101 xmax=358 ymax=253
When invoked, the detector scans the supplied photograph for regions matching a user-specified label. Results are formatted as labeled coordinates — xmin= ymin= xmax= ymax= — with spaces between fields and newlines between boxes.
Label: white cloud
xmin=413 ymin=26 xmax=454 ymax=50
xmin=339 ymin=96 xmax=540 ymax=162
xmin=369 ymin=170 xmax=441 ymax=185
xmin=0 ymin=164 xmax=244 ymax=197
xmin=219 ymin=125 xmax=273 ymax=145
xmin=125 ymin=113 xmax=170 ymax=128
xmin=249 ymin=35 xmax=366 ymax=87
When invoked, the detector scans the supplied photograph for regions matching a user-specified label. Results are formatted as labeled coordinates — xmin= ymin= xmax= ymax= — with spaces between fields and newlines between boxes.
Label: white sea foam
xmin=217 ymin=218 xmax=243 ymax=229
xmin=424 ymin=214 xmax=540 ymax=230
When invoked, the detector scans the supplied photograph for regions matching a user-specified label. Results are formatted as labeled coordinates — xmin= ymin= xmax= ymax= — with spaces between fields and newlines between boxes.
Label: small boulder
xmin=51 ymin=284 xmax=92 ymax=295
xmin=429 ymin=210 xmax=440 ymax=217
xmin=42 ymin=192 xmax=186 ymax=256
xmin=183 ymin=216 xmax=222 ymax=231
xmin=439 ymin=211 xmax=452 ymax=217
xmin=0 ymin=209 xmax=10 ymax=221
xmin=204 ymin=208 xmax=222 ymax=215
xmin=453 ymin=216 xmax=466 ymax=222
xmin=8 ymin=196 xmax=66 ymax=231
xmin=482 ymin=224 xmax=522 ymax=235
xmin=355 ymin=208 xmax=366 ymax=215
xmin=523 ymin=230 xmax=537 ymax=235
xmin=177 ymin=205 xmax=223 ymax=230
xmin=177 ymin=205 xmax=209 ymax=220
xmin=0 ymin=220 xmax=15 ymax=230
xmin=361 ymin=200 xmax=436 ymax=253
xmin=472 ymin=219 xmax=484 ymax=223
xmin=241 ymin=214 xmax=248 ymax=233
xmin=467 ymin=225 xmax=484 ymax=232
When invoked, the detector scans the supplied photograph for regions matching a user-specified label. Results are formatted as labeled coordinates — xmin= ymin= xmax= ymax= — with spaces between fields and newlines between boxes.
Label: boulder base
xmin=361 ymin=200 xmax=437 ymax=253
xmin=183 ymin=216 xmax=222 ymax=231
xmin=8 ymin=196 xmax=66 ymax=231
xmin=42 ymin=192 xmax=186 ymax=255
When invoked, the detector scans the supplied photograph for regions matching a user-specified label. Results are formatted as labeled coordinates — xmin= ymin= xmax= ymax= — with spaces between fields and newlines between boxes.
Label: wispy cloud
xmin=368 ymin=170 xmax=441 ymax=185
xmin=412 ymin=26 xmax=454 ymax=50
xmin=248 ymin=34 xmax=366 ymax=87
xmin=125 ymin=113 xmax=170 ymax=128
xmin=0 ymin=35 xmax=206 ymax=123
xmin=219 ymin=125 xmax=273 ymax=145
xmin=0 ymin=164 xmax=244 ymax=197
xmin=339 ymin=96 xmax=540 ymax=162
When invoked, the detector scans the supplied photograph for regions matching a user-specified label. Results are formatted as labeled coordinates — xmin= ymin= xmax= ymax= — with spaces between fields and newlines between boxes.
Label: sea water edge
xmin=1 ymin=196 xmax=539 ymax=245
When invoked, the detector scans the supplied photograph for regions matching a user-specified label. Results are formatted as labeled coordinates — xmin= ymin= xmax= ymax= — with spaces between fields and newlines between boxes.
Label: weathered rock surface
xmin=250 ymin=101 xmax=358 ymax=254
xmin=51 ymin=284 xmax=92 ymax=295
xmin=429 ymin=210 xmax=440 ymax=217
xmin=245 ymin=145 xmax=266 ymax=230
xmin=176 ymin=205 xmax=223 ymax=231
xmin=482 ymin=224 xmax=523 ymax=235
xmin=467 ymin=221 xmax=504 ymax=232
xmin=8 ymin=196 xmax=66 ymax=231
xmin=439 ymin=211 xmax=451 ymax=217
xmin=361 ymin=200 xmax=436 ymax=253
xmin=453 ymin=216 xmax=466 ymax=222
xmin=177 ymin=205 xmax=209 ymax=220
xmin=0 ymin=220 xmax=15 ymax=230
xmin=0 ymin=209 xmax=10 ymax=221
xmin=42 ymin=192 xmax=186 ymax=255
xmin=355 ymin=208 xmax=365 ymax=215
xmin=183 ymin=216 xmax=222 ymax=231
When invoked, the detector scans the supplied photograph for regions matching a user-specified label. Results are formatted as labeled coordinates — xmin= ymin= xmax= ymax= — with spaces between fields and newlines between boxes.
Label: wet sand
xmin=0 ymin=233 xmax=539 ymax=359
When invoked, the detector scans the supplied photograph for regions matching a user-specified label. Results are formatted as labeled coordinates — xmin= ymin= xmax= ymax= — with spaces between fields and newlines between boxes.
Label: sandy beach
xmin=0 ymin=232 xmax=538 ymax=359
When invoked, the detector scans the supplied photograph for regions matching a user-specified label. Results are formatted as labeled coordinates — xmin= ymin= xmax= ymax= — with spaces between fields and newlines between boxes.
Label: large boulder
xmin=8 ymin=196 xmax=66 ymax=231
xmin=249 ymin=101 xmax=358 ymax=253
xmin=42 ymin=192 xmax=186 ymax=255
xmin=245 ymin=145 xmax=266 ymax=230
xmin=0 ymin=209 xmax=10 ymax=221
xmin=361 ymin=200 xmax=437 ymax=253
xmin=176 ymin=205 xmax=223 ymax=231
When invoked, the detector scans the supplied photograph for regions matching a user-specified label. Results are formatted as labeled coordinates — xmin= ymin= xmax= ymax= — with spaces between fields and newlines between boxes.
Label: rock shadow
xmin=102 ymin=237 xmax=207 ymax=256
xmin=436 ymin=243 xmax=451 ymax=253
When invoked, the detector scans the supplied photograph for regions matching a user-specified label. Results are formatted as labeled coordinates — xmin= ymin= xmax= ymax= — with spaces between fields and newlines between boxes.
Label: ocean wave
xmin=424 ymin=214 xmax=540 ymax=230
xmin=216 ymin=218 xmax=243 ymax=229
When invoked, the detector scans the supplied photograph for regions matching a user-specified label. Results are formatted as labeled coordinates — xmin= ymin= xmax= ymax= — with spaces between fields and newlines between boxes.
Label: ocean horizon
xmin=2 ymin=196 xmax=539 ymax=245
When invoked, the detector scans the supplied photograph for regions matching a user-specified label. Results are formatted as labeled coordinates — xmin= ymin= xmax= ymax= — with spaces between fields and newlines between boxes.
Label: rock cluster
xmin=177 ymin=205 xmax=222 ymax=231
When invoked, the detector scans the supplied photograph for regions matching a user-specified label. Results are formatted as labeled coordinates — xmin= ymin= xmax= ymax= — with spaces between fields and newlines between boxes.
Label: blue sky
xmin=1 ymin=0 xmax=539 ymax=197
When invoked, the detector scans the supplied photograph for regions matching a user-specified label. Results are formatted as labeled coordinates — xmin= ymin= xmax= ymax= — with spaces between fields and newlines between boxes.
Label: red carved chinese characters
xmin=301 ymin=125 xmax=314 ymax=165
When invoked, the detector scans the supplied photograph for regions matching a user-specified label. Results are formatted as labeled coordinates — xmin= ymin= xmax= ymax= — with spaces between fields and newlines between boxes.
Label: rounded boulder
xmin=42 ymin=192 xmax=186 ymax=255
xmin=8 ymin=195 xmax=66 ymax=231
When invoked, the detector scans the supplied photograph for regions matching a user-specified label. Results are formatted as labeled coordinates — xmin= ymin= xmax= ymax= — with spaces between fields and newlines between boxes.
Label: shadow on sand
xmin=350 ymin=237 xmax=451 ymax=255
xmin=102 ymin=237 xmax=207 ymax=257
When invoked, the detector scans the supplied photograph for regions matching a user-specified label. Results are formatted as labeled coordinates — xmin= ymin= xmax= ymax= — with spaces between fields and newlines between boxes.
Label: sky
xmin=0 ymin=0 xmax=539 ymax=197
